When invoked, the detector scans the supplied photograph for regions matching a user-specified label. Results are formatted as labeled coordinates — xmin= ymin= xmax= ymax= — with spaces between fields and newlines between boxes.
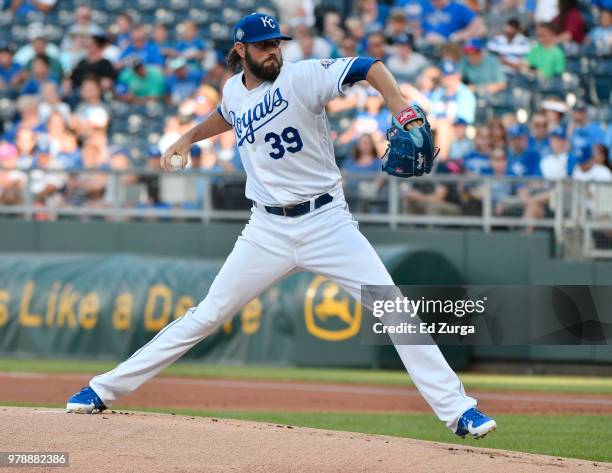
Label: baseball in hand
xmin=169 ymin=154 xmax=183 ymax=171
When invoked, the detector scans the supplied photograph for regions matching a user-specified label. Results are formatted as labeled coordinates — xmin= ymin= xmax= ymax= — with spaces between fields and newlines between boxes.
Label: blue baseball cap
xmin=549 ymin=126 xmax=567 ymax=139
xmin=507 ymin=124 xmax=529 ymax=138
xmin=233 ymin=13 xmax=292 ymax=43
xmin=462 ymin=38 xmax=484 ymax=53
xmin=577 ymin=146 xmax=592 ymax=164
xmin=190 ymin=145 xmax=202 ymax=158
xmin=440 ymin=60 xmax=459 ymax=76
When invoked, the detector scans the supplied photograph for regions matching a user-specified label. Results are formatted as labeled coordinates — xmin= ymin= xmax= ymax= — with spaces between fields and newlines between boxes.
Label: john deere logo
xmin=304 ymin=276 xmax=361 ymax=341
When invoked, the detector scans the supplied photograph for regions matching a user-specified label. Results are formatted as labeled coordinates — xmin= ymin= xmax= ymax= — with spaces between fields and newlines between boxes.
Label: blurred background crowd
xmin=0 ymin=0 xmax=610 ymax=222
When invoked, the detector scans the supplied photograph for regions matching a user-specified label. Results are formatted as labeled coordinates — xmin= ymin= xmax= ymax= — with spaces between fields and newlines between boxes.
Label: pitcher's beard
xmin=244 ymin=48 xmax=282 ymax=82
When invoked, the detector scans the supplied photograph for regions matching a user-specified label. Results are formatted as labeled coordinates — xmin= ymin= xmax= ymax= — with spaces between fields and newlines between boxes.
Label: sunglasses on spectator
xmin=248 ymin=39 xmax=281 ymax=51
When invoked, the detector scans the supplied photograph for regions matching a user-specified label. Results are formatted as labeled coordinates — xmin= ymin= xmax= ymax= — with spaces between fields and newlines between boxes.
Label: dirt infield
xmin=1 ymin=372 xmax=612 ymax=415
xmin=1 ymin=407 xmax=610 ymax=473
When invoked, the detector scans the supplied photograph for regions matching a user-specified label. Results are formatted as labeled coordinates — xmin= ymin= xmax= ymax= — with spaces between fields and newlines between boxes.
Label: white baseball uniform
xmin=90 ymin=57 xmax=477 ymax=431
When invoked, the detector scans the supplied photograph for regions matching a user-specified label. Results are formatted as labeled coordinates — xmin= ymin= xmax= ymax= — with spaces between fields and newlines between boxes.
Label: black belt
xmin=254 ymin=193 xmax=333 ymax=217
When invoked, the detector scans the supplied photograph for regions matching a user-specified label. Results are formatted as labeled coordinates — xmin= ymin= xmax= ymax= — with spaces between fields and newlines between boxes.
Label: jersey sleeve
xmin=291 ymin=57 xmax=379 ymax=113
xmin=217 ymin=99 xmax=232 ymax=125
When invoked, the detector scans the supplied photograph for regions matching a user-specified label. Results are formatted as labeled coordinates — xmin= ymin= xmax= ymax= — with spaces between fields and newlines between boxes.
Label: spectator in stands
xmin=524 ymin=23 xmax=566 ymax=79
xmin=60 ymin=6 xmax=103 ymax=73
xmin=15 ymin=126 xmax=40 ymax=169
xmin=70 ymin=35 xmax=117 ymax=92
xmin=488 ymin=117 xmax=507 ymax=150
xmin=283 ymin=25 xmax=332 ymax=62
xmin=344 ymin=17 xmax=368 ymax=52
xmin=0 ymin=141 xmax=20 ymax=204
xmin=152 ymin=23 xmax=176 ymax=61
xmin=552 ymin=0 xmax=586 ymax=44
xmin=540 ymin=96 xmax=567 ymax=130
xmin=420 ymin=0 xmax=486 ymax=44
xmin=111 ymin=12 xmax=133 ymax=51
xmin=430 ymin=60 xmax=476 ymax=124
xmin=175 ymin=21 xmax=207 ymax=67
xmin=38 ymin=81 xmax=70 ymax=123
xmin=54 ymin=127 xmax=83 ymax=169
xmin=529 ymin=112 xmax=551 ymax=157
xmin=331 ymin=34 xmax=359 ymax=59
xmin=448 ymin=118 xmax=473 ymax=161
xmin=322 ymin=10 xmax=344 ymax=47
xmin=386 ymin=33 xmax=428 ymax=81
xmin=273 ymin=0 xmax=315 ymax=28
xmin=3 ymin=95 xmax=44 ymax=142
xmin=403 ymin=160 xmax=463 ymax=215
xmin=165 ymin=57 xmax=204 ymax=106
xmin=342 ymin=133 xmax=382 ymax=174
xmin=8 ymin=0 xmax=56 ymax=16
xmin=141 ymin=146 xmax=162 ymax=207
xmin=517 ymin=126 xmax=574 ymax=231
xmin=539 ymin=126 xmax=575 ymax=178
xmin=588 ymin=7 xmax=612 ymax=51
xmin=364 ymin=32 xmax=389 ymax=62
xmin=20 ymin=54 xmax=58 ymax=95
xmin=463 ymin=125 xmax=493 ymax=175
xmin=459 ymin=38 xmax=506 ymax=94
xmin=355 ymin=0 xmax=390 ymax=34
xmin=469 ymin=148 xmax=513 ymax=216
xmin=593 ymin=144 xmax=611 ymax=170
xmin=73 ymin=76 xmax=110 ymax=136
xmin=116 ymin=58 xmax=165 ymax=103
xmin=14 ymin=29 xmax=62 ymax=79
xmin=385 ymin=8 xmax=410 ymax=43
xmin=0 ymin=43 xmax=25 ymax=93
xmin=118 ymin=26 xmax=164 ymax=68
xmin=568 ymin=100 xmax=606 ymax=157
xmin=572 ymin=146 xmax=612 ymax=181
xmin=340 ymin=133 xmax=385 ymax=210
xmin=487 ymin=18 xmax=532 ymax=74
xmin=40 ymin=110 xmax=68 ymax=158
xmin=506 ymin=124 xmax=541 ymax=176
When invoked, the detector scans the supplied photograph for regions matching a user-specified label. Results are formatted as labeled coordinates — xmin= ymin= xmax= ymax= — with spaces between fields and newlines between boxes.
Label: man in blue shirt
xmin=421 ymin=0 xmax=486 ymax=44
xmin=528 ymin=112 xmax=551 ymax=157
xmin=569 ymin=100 xmax=606 ymax=157
xmin=165 ymin=57 xmax=204 ymax=106
xmin=174 ymin=20 xmax=207 ymax=67
xmin=118 ymin=26 xmax=164 ymax=69
xmin=463 ymin=125 xmax=493 ymax=175
xmin=506 ymin=124 xmax=541 ymax=177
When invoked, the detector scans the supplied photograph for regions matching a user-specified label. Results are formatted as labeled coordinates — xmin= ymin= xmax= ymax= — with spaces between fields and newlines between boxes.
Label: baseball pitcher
xmin=67 ymin=13 xmax=496 ymax=440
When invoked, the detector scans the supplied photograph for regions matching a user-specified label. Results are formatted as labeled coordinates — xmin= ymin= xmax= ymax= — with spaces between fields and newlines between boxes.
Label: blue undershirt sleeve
xmin=342 ymin=57 xmax=380 ymax=86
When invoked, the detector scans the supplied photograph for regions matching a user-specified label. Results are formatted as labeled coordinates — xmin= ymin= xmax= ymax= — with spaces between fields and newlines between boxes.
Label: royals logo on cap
xmin=233 ymin=12 xmax=293 ymax=43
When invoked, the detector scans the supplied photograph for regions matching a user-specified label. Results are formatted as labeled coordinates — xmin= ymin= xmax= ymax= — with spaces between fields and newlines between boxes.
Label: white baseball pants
xmin=90 ymin=195 xmax=476 ymax=431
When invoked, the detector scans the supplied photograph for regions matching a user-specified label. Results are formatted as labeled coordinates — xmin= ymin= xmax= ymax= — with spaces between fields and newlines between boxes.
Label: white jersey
xmin=218 ymin=57 xmax=359 ymax=206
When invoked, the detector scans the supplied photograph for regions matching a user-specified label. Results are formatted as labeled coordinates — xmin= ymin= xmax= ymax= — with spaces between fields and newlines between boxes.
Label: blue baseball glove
xmin=381 ymin=105 xmax=439 ymax=178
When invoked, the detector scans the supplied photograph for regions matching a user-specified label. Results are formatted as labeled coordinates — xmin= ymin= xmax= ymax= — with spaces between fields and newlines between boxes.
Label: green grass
xmin=5 ymin=403 xmax=612 ymax=463
xmin=1 ymin=358 xmax=612 ymax=394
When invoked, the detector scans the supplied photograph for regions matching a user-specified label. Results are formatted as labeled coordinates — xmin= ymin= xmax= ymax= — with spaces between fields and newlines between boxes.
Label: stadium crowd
xmin=0 ymin=0 xmax=611 ymax=223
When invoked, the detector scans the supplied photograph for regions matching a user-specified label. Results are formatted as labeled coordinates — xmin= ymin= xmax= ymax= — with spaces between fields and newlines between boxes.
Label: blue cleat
xmin=66 ymin=387 xmax=106 ymax=414
xmin=455 ymin=407 xmax=497 ymax=439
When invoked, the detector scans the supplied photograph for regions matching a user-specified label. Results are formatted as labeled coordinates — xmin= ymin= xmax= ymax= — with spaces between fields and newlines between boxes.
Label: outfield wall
xmin=1 ymin=219 xmax=611 ymax=366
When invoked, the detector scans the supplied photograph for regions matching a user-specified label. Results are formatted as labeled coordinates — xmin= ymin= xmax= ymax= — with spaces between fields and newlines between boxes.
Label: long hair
xmin=226 ymin=47 xmax=242 ymax=73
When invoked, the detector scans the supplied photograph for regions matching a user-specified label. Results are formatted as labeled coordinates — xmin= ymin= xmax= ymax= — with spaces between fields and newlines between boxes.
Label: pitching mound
xmin=1 ymin=407 xmax=609 ymax=473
